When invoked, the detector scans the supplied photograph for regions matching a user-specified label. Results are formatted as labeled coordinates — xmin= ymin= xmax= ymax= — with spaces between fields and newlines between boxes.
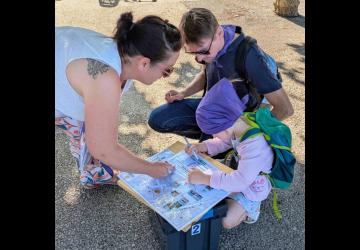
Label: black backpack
xmin=202 ymin=26 xmax=282 ymax=112
xmin=233 ymin=26 xmax=283 ymax=112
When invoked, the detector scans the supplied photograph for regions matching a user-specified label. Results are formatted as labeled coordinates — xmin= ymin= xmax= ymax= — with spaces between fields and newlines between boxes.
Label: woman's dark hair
xmin=113 ymin=12 xmax=182 ymax=64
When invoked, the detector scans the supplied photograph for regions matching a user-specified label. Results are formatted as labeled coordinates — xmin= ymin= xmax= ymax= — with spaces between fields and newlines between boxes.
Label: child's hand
xmin=188 ymin=168 xmax=211 ymax=185
xmin=185 ymin=143 xmax=207 ymax=155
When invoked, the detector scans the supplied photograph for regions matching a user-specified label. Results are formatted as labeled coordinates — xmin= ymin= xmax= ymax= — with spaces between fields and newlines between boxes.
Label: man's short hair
xmin=180 ymin=8 xmax=219 ymax=44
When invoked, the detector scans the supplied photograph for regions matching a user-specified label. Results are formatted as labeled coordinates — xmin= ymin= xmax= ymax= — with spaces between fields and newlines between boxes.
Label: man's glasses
xmin=184 ymin=31 xmax=216 ymax=55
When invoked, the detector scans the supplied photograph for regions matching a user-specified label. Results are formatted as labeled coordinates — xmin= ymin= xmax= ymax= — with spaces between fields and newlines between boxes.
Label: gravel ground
xmin=56 ymin=0 xmax=305 ymax=249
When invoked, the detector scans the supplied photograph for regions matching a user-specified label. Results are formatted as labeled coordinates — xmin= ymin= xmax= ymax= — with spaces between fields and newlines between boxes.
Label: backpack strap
xmin=260 ymin=173 xmax=283 ymax=220
xmin=271 ymin=189 xmax=282 ymax=220
xmin=202 ymin=26 xmax=242 ymax=98
xmin=234 ymin=36 xmax=263 ymax=112
xmin=240 ymin=127 xmax=262 ymax=143
xmin=235 ymin=26 xmax=242 ymax=34
xmin=242 ymin=112 xmax=259 ymax=127
xmin=242 ymin=112 xmax=273 ymax=141
xmin=235 ymin=36 xmax=257 ymax=80
xmin=271 ymin=144 xmax=292 ymax=151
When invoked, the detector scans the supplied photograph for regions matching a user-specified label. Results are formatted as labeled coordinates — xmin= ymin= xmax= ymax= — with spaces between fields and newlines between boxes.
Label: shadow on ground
xmin=284 ymin=14 xmax=305 ymax=28
xmin=170 ymin=62 xmax=201 ymax=88
xmin=276 ymin=43 xmax=305 ymax=86
xmin=218 ymin=162 xmax=305 ymax=249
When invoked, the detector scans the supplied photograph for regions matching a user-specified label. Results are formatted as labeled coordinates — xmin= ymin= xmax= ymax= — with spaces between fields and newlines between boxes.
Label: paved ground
xmin=55 ymin=0 xmax=305 ymax=249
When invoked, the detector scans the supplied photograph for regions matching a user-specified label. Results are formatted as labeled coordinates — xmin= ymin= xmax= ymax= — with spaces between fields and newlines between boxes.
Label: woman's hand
xmin=165 ymin=90 xmax=185 ymax=103
xmin=185 ymin=143 xmax=208 ymax=155
xmin=146 ymin=161 xmax=174 ymax=178
xmin=188 ymin=168 xmax=211 ymax=185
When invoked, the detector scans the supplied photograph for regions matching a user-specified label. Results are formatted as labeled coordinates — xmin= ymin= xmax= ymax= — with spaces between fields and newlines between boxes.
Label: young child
xmin=186 ymin=77 xmax=274 ymax=229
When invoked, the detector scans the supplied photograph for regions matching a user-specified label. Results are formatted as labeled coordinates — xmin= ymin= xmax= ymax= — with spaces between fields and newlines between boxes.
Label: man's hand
xmin=188 ymin=168 xmax=211 ymax=185
xmin=165 ymin=90 xmax=185 ymax=103
xmin=146 ymin=161 xmax=174 ymax=178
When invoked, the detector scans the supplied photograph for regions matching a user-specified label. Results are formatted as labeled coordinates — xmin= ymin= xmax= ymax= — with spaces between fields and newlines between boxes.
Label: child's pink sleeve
xmin=209 ymin=167 xmax=255 ymax=192
xmin=203 ymin=137 xmax=232 ymax=156
xmin=209 ymin=136 xmax=273 ymax=194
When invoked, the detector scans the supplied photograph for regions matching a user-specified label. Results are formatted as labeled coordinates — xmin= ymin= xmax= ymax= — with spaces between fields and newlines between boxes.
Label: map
xmin=118 ymin=149 xmax=230 ymax=231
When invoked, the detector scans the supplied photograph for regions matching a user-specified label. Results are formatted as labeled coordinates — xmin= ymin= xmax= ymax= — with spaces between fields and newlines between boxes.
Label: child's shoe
xmin=243 ymin=216 xmax=258 ymax=224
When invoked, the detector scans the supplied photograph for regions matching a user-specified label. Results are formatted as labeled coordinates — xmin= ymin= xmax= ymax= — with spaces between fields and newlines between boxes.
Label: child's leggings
xmin=55 ymin=115 xmax=117 ymax=189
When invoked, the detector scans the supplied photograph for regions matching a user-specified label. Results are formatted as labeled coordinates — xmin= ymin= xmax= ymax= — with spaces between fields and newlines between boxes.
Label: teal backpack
xmin=224 ymin=107 xmax=296 ymax=219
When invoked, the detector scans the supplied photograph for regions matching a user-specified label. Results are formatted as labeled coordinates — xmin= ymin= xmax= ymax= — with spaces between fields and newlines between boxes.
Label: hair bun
xmin=116 ymin=12 xmax=134 ymax=35
xmin=119 ymin=12 xmax=133 ymax=24
xmin=114 ymin=12 xmax=134 ymax=45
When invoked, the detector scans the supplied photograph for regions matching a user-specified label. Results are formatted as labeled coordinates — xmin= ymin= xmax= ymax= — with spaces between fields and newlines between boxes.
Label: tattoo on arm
xmin=86 ymin=59 xmax=110 ymax=79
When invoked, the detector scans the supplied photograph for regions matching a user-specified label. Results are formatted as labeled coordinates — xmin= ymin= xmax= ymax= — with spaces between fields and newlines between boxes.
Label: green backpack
xmin=224 ymin=107 xmax=296 ymax=219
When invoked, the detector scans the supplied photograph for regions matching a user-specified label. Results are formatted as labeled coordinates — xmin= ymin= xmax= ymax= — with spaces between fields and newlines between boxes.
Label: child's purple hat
xmin=196 ymin=78 xmax=248 ymax=135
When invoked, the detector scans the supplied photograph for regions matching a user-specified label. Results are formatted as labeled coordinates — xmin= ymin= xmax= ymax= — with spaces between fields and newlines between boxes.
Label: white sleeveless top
xmin=55 ymin=26 xmax=133 ymax=121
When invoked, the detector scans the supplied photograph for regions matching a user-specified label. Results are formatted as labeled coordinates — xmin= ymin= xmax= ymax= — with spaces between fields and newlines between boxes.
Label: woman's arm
xmin=66 ymin=59 xmax=171 ymax=177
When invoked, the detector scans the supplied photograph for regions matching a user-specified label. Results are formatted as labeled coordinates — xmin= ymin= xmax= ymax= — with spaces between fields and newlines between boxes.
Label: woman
xmin=55 ymin=12 xmax=182 ymax=189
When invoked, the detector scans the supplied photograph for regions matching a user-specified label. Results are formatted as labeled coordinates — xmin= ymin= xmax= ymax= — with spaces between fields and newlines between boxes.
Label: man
xmin=148 ymin=8 xmax=293 ymax=144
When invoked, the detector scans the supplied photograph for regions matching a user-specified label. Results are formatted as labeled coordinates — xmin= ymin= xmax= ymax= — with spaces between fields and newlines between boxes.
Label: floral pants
xmin=55 ymin=115 xmax=117 ymax=189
